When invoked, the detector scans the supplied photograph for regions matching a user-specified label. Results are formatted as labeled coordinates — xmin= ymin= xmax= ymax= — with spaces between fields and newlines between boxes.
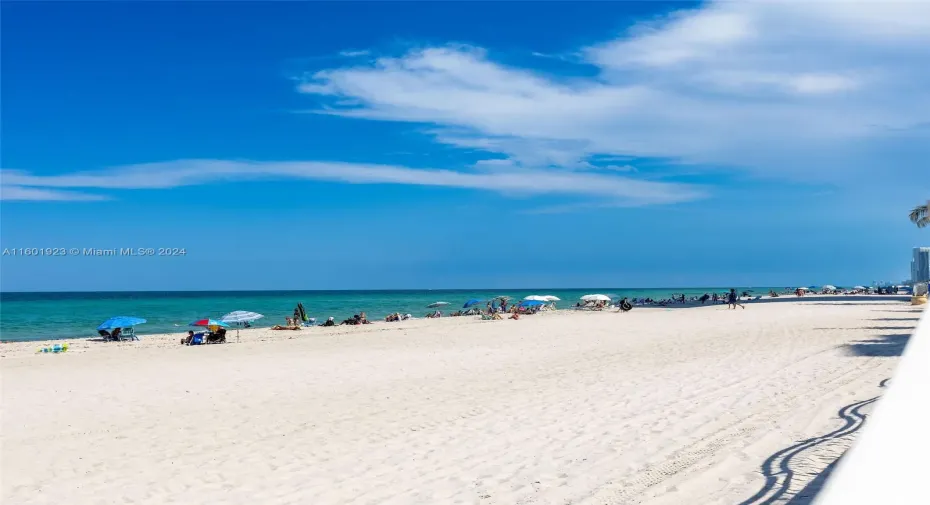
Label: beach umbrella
xmin=220 ymin=311 xmax=264 ymax=324
xmin=853 ymin=285 xmax=866 ymax=290
xmin=97 ymin=316 xmax=146 ymax=331
xmin=221 ymin=311 xmax=263 ymax=343
xmin=541 ymin=295 xmax=561 ymax=301
xmin=189 ymin=318 xmax=230 ymax=328
xmin=463 ymin=299 xmax=483 ymax=308
xmin=427 ymin=301 xmax=450 ymax=308
xmin=524 ymin=295 xmax=547 ymax=301
xmin=581 ymin=294 xmax=611 ymax=302
xmin=822 ymin=285 xmax=837 ymax=291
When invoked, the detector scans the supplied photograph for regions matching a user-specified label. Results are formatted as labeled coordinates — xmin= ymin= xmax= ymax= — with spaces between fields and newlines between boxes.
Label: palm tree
xmin=910 ymin=202 xmax=929 ymax=228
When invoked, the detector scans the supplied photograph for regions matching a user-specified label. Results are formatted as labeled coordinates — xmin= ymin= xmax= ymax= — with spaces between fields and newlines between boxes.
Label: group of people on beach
xmin=181 ymin=290 xmax=755 ymax=344
xmin=180 ymin=328 xmax=227 ymax=345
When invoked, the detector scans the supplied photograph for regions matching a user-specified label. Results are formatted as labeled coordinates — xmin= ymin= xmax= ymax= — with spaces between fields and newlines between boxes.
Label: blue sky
xmin=1 ymin=1 xmax=928 ymax=291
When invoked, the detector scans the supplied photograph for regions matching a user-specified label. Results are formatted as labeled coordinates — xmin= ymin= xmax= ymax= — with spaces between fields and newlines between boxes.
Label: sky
xmin=1 ymin=1 xmax=928 ymax=291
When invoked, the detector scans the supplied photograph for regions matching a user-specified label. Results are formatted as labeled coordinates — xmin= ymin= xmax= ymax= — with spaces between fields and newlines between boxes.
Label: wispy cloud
xmin=0 ymin=184 xmax=108 ymax=202
xmin=298 ymin=0 xmax=930 ymax=186
xmin=339 ymin=49 xmax=370 ymax=58
xmin=0 ymin=160 xmax=706 ymax=205
xmin=8 ymin=0 xmax=927 ymax=208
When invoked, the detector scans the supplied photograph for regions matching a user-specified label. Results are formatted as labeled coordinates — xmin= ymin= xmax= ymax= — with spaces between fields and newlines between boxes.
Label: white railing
xmin=814 ymin=305 xmax=929 ymax=504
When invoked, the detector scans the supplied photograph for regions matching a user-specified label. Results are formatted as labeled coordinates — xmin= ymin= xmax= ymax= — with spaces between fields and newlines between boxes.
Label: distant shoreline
xmin=2 ymin=286 xmax=796 ymax=296
xmin=0 ymin=294 xmax=911 ymax=346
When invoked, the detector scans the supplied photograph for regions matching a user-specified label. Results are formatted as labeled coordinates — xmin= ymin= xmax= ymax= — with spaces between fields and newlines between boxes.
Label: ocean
xmin=0 ymin=288 xmax=772 ymax=342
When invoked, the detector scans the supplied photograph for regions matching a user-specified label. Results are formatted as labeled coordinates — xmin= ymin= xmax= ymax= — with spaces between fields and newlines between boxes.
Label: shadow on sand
xmin=842 ymin=334 xmax=911 ymax=357
xmin=737 ymin=380 xmax=889 ymax=505
xmin=860 ymin=325 xmax=918 ymax=331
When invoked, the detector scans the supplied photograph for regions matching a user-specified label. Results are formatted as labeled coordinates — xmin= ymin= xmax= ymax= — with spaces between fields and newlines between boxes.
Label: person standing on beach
xmin=728 ymin=289 xmax=745 ymax=309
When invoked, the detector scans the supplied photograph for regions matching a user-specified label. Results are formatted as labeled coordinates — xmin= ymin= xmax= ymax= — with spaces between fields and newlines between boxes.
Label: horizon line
xmin=0 ymin=285 xmax=857 ymax=296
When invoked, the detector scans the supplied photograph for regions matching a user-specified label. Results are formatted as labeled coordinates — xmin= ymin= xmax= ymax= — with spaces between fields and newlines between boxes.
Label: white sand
xmin=1 ymin=300 xmax=918 ymax=505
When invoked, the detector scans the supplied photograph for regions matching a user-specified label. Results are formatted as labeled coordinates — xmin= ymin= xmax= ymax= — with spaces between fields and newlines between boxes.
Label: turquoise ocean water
xmin=0 ymin=288 xmax=775 ymax=342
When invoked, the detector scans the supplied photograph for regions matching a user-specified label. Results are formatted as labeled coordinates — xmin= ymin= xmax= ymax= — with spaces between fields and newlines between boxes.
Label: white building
xmin=911 ymin=247 xmax=930 ymax=283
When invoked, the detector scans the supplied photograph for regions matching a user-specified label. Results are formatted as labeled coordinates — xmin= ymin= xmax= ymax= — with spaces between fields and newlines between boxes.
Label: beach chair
xmin=206 ymin=328 xmax=226 ymax=344
xmin=122 ymin=327 xmax=139 ymax=341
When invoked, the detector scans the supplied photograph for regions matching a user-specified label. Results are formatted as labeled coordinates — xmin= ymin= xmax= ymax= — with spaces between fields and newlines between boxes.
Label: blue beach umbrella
xmin=463 ymin=299 xmax=483 ymax=308
xmin=97 ymin=316 xmax=147 ymax=331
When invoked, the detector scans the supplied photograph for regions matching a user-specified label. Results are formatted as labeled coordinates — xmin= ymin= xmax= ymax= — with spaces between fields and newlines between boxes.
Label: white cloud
xmin=0 ymin=184 xmax=108 ymax=202
xmin=0 ymin=160 xmax=705 ymax=205
xmin=7 ymin=0 xmax=927 ymax=208
xmin=298 ymin=0 xmax=930 ymax=185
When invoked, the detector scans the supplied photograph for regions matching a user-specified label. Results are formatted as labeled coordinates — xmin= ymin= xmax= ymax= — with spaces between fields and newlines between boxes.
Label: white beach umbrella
xmin=853 ymin=285 xmax=866 ymax=290
xmin=524 ymin=295 xmax=548 ymax=301
xmin=541 ymin=295 xmax=561 ymax=301
xmin=797 ymin=287 xmax=810 ymax=291
xmin=221 ymin=311 xmax=264 ymax=323
xmin=581 ymin=294 xmax=611 ymax=302
xmin=221 ymin=311 xmax=264 ymax=343
xmin=822 ymin=285 xmax=837 ymax=291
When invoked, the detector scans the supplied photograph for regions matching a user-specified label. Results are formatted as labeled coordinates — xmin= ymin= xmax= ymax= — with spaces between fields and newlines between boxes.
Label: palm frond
xmin=910 ymin=204 xmax=929 ymax=228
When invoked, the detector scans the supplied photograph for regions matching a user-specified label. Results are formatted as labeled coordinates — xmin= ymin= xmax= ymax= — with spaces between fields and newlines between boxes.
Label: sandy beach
xmin=1 ymin=298 xmax=920 ymax=505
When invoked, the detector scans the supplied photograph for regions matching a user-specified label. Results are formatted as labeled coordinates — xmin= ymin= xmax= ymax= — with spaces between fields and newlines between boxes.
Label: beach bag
xmin=190 ymin=334 xmax=204 ymax=345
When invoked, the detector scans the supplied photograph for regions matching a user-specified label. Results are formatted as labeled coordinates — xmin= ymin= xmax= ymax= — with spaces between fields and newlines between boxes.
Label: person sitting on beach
xmin=181 ymin=330 xmax=195 ymax=345
xmin=206 ymin=328 xmax=227 ymax=344
xmin=509 ymin=313 xmax=520 ymax=320
xmin=98 ymin=329 xmax=112 ymax=339
xmin=321 ymin=317 xmax=336 ymax=327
